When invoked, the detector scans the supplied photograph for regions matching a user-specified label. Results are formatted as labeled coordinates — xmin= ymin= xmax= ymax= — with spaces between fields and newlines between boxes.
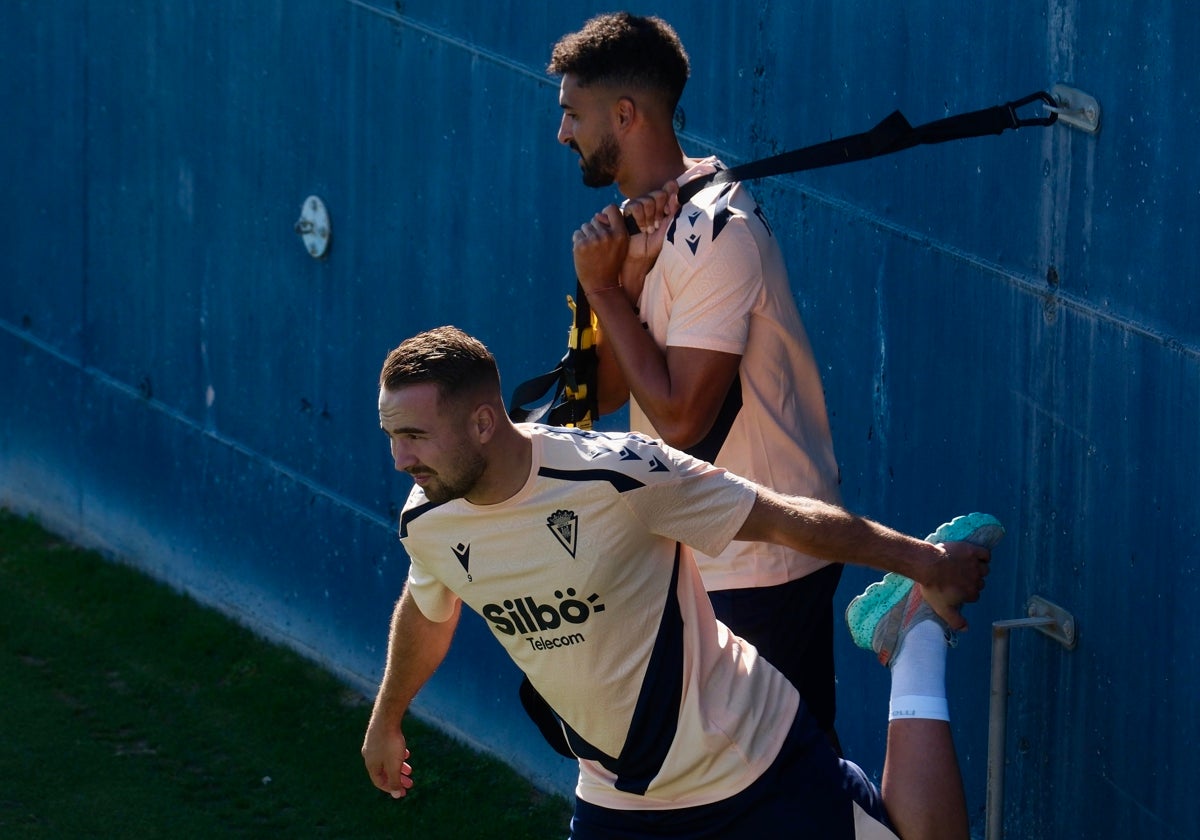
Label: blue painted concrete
xmin=2 ymin=1 xmax=1197 ymax=835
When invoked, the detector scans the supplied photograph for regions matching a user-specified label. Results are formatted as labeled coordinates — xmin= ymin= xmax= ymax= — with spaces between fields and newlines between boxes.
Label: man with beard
xmin=361 ymin=326 xmax=999 ymax=839
xmin=548 ymin=13 xmax=847 ymax=751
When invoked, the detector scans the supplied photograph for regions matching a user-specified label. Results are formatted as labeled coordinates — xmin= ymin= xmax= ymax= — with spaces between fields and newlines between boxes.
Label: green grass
xmin=0 ymin=508 xmax=573 ymax=838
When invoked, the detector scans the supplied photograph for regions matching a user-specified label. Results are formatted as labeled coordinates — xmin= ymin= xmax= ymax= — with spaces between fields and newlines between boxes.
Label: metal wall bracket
xmin=986 ymin=595 xmax=1078 ymax=840
xmin=1026 ymin=595 xmax=1077 ymax=649
xmin=1048 ymin=84 xmax=1101 ymax=134
xmin=294 ymin=195 xmax=331 ymax=259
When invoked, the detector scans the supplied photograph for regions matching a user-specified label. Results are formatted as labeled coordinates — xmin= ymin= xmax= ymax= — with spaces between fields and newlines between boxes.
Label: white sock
xmin=888 ymin=619 xmax=950 ymax=722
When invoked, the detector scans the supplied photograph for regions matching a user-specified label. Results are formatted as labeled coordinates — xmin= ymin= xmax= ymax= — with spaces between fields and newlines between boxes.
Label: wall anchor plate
xmin=1049 ymin=84 xmax=1101 ymax=134
xmin=1026 ymin=595 xmax=1078 ymax=649
xmin=294 ymin=195 xmax=331 ymax=259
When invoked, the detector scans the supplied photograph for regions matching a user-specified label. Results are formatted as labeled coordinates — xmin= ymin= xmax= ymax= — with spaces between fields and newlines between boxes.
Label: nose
xmin=557 ymin=113 xmax=572 ymax=146
xmin=390 ymin=438 xmax=416 ymax=472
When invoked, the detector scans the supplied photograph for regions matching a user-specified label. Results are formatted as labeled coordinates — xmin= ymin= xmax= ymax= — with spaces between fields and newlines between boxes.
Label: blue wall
xmin=2 ymin=1 xmax=1197 ymax=835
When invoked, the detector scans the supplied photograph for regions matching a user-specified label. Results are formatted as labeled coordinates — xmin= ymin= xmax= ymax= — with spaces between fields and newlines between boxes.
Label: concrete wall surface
xmin=2 ymin=1 xmax=1196 ymax=835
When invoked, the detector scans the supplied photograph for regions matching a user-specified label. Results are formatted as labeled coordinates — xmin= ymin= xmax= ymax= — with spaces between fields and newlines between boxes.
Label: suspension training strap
xmin=641 ymin=90 xmax=1060 ymax=230
xmin=510 ymin=91 xmax=1059 ymax=427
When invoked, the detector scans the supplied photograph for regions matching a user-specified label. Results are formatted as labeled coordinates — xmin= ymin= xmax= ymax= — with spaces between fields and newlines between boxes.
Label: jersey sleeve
xmin=623 ymin=441 xmax=759 ymax=558
xmin=663 ymin=211 xmax=762 ymax=356
xmin=403 ymin=552 xmax=459 ymax=623
xmin=397 ymin=486 xmax=460 ymax=623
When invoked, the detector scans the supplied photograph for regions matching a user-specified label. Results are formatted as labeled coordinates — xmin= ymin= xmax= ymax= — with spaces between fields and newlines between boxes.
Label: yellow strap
xmin=561 ymin=295 xmax=598 ymax=429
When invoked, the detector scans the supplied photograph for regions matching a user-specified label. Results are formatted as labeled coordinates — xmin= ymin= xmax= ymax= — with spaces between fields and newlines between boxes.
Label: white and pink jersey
xmin=631 ymin=157 xmax=842 ymax=591
xmin=401 ymin=425 xmax=799 ymax=810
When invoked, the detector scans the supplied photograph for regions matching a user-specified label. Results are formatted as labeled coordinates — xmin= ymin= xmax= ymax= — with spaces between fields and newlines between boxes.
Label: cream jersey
xmin=630 ymin=157 xmax=843 ymax=592
xmin=400 ymin=425 xmax=800 ymax=811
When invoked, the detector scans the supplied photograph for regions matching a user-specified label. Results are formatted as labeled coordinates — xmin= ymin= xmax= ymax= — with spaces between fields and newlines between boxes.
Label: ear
xmin=614 ymin=95 xmax=637 ymax=132
xmin=472 ymin=402 xmax=498 ymax=444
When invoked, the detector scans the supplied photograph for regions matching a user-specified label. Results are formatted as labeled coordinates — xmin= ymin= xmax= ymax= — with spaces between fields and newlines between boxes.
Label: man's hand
xmin=572 ymin=204 xmax=630 ymax=296
xmin=618 ymin=180 xmax=679 ymax=301
xmin=572 ymin=179 xmax=680 ymax=306
xmin=362 ymin=718 xmax=414 ymax=799
xmin=920 ymin=541 xmax=991 ymax=631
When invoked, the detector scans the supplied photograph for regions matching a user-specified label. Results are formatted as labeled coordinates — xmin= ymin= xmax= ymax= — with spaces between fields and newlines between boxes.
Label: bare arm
xmin=737 ymin=488 xmax=991 ymax=630
xmin=573 ymin=191 xmax=740 ymax=447
xmin=594 ymin=326 xmax=631 ymax=416
xmin=361 ymin=584 xmax=461 ymax=798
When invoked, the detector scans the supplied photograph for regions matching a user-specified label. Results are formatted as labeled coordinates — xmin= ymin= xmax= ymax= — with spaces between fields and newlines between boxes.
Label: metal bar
xmin=987 ymin=617 xmax=1053 ymax=840
xmin=985 ymin=596 xmax=1077 ymax=840
xmin=987 ymin=623 xmax=1011 ymax=840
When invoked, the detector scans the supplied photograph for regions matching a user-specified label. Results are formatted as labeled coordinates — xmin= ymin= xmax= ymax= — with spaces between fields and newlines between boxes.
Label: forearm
xmin=589 ymin=289 xmax=740 ymax=448
xmin=362 ymin=585 xmax=460 ymax=796
xmin=573 ymin=199 xmax=706 ymax=440
xmin=573 ymin=199 xmax=729 ymax=445
xmin=587 ymin=288 xmax=678 ymax=422
xmin=594 ymin=325 xmax=631 ymax=415
xmin=736 ymin=489 xmax=944 ymax=584
xmin=370 ymin=585 xmax=460 ymax=727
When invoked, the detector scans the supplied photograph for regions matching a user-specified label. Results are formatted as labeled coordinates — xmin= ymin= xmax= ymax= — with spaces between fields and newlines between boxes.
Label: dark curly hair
xmin=548 ymin=12 xmax=690 ymax=110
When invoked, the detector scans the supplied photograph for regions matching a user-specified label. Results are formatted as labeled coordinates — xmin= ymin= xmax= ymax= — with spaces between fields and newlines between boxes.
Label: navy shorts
xmin=569 ymin=705 xmax=893 ymax=839
xmin=708 ymin=562 xmax=843 ymax=732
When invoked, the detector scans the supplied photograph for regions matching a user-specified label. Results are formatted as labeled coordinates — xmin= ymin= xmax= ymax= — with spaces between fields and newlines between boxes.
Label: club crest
xmin=546 ymin=509 xmax=579 ymax=557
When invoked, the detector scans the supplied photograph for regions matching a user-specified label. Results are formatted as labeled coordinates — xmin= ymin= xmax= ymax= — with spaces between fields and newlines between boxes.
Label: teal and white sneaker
xmin=844 ymin=512 xmax=1005 ymax=666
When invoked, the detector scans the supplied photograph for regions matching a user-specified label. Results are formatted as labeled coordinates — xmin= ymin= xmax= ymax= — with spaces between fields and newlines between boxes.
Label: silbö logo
xmin=482 ymin=588 xmax=605 ymax=651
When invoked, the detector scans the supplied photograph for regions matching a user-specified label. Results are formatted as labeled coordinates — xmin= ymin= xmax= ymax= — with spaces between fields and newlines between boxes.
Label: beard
xmin=412 ymin=449 xmax=487 ymax=504
xmin=577 ymin=132 xmax=621 ymax=188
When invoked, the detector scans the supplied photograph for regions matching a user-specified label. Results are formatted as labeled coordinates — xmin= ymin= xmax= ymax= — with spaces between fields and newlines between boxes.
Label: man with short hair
xmin=361 ymin=326 xmax=1000 ymax=839
xmin=549 ymin=12 xmax=848 ymax=749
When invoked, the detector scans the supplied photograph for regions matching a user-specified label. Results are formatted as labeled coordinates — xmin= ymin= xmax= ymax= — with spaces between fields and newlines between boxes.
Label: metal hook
xmin=1007 ymin=91 xmax=1060 ymax=128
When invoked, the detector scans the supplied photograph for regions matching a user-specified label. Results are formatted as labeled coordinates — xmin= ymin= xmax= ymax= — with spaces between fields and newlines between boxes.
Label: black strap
xmin=508 ymin=280 xmax=599 ymax=428
xmin=624 ymin=91 xmax=1058 ymax=235
xmin=507 ymin=362 xmax=567 ymax=423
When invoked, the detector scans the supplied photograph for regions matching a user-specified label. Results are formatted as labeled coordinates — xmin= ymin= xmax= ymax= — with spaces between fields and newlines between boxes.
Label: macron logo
xmin=451 ymin=542 xmax=471 ymax=581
